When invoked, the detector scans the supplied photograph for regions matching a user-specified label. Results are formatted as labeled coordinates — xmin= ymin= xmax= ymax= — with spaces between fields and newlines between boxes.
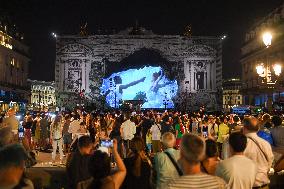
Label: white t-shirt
xmin=68 ymin=119 xmax=81 ymax=134
xmin=216 ymin=155 xmax=257 ymax=189
xmin=150 ymin=123 xmax=161 ymax=140
xmin=121 ymin=119 xmax=136 ymax=140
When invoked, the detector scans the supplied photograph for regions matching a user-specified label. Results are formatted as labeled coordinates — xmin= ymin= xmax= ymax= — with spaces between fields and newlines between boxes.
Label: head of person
xmin=78 ymin=135 xmax=93 ymax=155
xmin=130 ymin=137 xmax=144 ymax=154
xmin=161 ymin=132 xmax=176 ymax=149
xmin=271 ymin=115 xmax=282 ymax=127
xmin=262 ymin=113 xmax=271 ymax=123
xmin=54 ymin=114 xmax=62 ymax=124
xmin=7 ymin=109 xmax=15 ymax=117
xmin=180 ymin=134 xmax=205 ymax=167
xmin=219 ymin=115 xmax=227 ymax=123
xmin=242 ymin=117 xmax=259 ymax=134
xmin=124 ymin=113 xmax=131 ymax=120
xmin=0 ymin=144 xmax=28 ymax=187
xmin=229 ymin=132 xmax=247 ymax=155
xmin=173 ymin=116 xmax=179 ymax=125
xmin=89 ymin=150 xmax=111 ymax=188
xmin=65 ymin=114 xmax=71 ymax=121
xmin=205 ymin=139 xmax=218 ymax=159
xmin=0 ymin=127 xmax=13 ymax=147
xmin=233 ymin=115 xmax=240 ymax=123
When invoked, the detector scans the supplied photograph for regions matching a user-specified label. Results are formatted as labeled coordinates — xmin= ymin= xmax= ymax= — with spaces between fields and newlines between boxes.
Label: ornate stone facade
xmin=55 ymin=28 xmax=222 ymax=111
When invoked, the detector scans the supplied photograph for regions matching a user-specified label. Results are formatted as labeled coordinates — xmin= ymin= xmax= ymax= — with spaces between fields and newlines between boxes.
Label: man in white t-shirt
xmin=243 ymin=117 xmax=274 ymax=188
xmin=216 ymin=132 xmax=257 ymax=189
xmin=150 ymin=120 xmax=161 ymax=153
xmin=121 ymin=113 xmax=136 ymax=157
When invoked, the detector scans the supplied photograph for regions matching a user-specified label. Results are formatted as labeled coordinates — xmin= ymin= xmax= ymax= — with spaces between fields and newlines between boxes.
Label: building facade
xmin=222 ymin=78 xmax=243 ymax=111
xmin=241 ymin=3 xmax=284 ymax=110
xmin=0 ymin=19 xmax=29 ymax=112
xmin=55 ymin=27 xmax=223 ymax=111
xmin=28 ymin=80 xmax=56 ymax=111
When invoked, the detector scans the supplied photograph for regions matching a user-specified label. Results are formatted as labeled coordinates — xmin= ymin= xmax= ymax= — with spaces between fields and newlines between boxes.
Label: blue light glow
xmin=100 ymin=66 xmax=178 ymax=108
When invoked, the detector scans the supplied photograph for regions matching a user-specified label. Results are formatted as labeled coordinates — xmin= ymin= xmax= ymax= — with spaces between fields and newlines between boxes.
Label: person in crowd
xmin=134 ymin=114 xmax=143 ymax=137
xmin=270 ymin=115 xmax=284 ymax=149
xmin=122 ymin=137 xmax=152 ymax=189
xmin=146 ymin=129 xmax=152 ymax=153
xmin=191 ymin=116 xmax=199 ymax=135
xmin=3 ymin=108 xmax=19 ymax=141
xmin=173 ymin=116 xmax=183 ymax=148
xmin=23 ymin=112 xmax=33 ymax=148
xmin=0 ymin=144 xmax=34 ymax=189
xmin=228 ymin=115 xmax=241 ymax=133
xmin=216 ymin=132 xmax=257 ymax=189
xmin=201 ymin=139 xmax=220 ymax=175
xmin=32 ymin=113 xmax=41 ymax=150
xmin=110 ymin=118 xmax=122 ymax=156
xmin=165 ymin=133 xmax=226 ymax=189
xmin=161 ymin=113 xmax=173 ymax=134
xmin=243 ymin=117 xmax=274 ymax=188
xmin=154 ymin=132 xmax=180 ymax=189
xmin=150 ymin=115 xmax=161 ymax=153
xmin=34 ymin=115 xmax=41 ymax=150
xmin=260 ymin=114 xmax=273 ymax=130
xmin=50 ymin=114 xmax=64 ymax=164
xmin=121 ymin=113 xmax=136 ymax=158
xmin=0 ymin=126 xmax=13 ymax=147
xmin=216 ymin=115 xmax=229 ymax=157
xmin=141 ymin=113 xmax=153 ymax=145
xmin=63 ymin=114 xmax=72 ymax=154
xmin=77 ymin=139 xmax=126 ymax=189
xmin=39 ymin=114 xmax=49 ymax=151
xmin=66 ymin=135 xmax=93 ymax=189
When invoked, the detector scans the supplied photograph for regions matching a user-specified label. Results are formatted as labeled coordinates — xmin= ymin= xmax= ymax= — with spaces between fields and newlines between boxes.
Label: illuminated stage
xmin=55 ymin=27 xmax=222 ymax=111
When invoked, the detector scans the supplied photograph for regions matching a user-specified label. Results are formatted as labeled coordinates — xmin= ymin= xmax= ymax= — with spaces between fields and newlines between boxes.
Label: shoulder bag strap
xmin=247 ymin=136 xmax=269 ymax=163
xmin=164 ymin=151 xmax=183 ymax=176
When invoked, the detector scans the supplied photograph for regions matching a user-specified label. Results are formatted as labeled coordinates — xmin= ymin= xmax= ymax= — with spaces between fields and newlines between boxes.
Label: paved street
xmin=34 ymin=151 xmax=67 ymax=168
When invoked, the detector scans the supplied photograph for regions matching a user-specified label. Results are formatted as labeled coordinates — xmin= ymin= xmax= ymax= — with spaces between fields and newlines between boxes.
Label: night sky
xmin=1 ymin=0 xmax=284 ymax=81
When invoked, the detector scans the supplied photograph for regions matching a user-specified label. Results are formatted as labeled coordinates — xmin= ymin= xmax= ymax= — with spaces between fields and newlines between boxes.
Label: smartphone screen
xmin=202 ymin=131 xmax=208 ymax=138
xmin=100 ymin=140 xmax=113 ymax=148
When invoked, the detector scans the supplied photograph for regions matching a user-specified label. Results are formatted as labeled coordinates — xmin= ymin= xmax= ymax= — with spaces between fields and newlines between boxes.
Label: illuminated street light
xmin=256 ymin=64 xmax=265 ymax=75
xmin=51 ymin=32 xmax=57 ymax=38
xmin=273 ymin=64 xmax=282 ymax=76
xmin=221 ymin=35 xmax=227 ymax=40
xmin=262 ymin=32 xmax=272 ymax=48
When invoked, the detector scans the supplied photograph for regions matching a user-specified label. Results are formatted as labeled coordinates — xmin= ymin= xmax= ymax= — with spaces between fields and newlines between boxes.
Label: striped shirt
xmin=165 ymin=173 xmax=227 ymax=189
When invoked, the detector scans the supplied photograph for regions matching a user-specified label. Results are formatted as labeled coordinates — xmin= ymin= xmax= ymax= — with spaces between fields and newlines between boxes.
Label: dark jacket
xmin=66 ymin=150 xmax=92 ymax=189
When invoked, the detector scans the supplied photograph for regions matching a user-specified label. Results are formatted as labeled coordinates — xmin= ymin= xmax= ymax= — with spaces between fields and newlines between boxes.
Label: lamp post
xmin=255 ymin=32 xmax=282 ymax=112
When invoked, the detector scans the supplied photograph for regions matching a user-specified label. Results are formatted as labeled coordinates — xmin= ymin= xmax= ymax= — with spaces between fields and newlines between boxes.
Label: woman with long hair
xmin=122 ymin=137 xmax=152 ymax=189
xmin=50 ymin=114 xmax=64 ymax=164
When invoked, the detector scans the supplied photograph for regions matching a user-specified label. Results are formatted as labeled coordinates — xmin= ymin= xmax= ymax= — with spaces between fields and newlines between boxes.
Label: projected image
xmin=100 ymin=66 xmax=178 ymax=108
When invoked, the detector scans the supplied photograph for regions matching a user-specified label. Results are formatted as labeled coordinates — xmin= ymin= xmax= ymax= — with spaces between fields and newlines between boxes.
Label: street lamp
xmin=273 ymin=64 xmax=282 ymax=76
xmin=262 ymin=32 xmax=272 ymax=48
xmin=256 ymin=64 xmax=265 ymax=75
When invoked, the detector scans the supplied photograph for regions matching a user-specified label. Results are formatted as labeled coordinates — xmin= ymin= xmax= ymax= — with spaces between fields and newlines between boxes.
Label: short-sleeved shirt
xmin=216 ymin=123 xmax=229 ymax=143
xmin=165 ymin=173 xmax=226 ymax=189
xmin=154 ymin=148 xmax=180 ymax=189
xmin=175 ymin=124 xmax=183 ymax=139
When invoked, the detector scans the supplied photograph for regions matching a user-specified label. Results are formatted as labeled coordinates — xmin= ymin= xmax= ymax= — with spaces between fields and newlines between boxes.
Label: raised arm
xmin=111 ymin=139 xmax=126 ymax=188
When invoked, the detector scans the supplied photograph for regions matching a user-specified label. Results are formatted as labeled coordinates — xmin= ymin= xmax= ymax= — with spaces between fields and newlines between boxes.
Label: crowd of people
xmin=1 ymin=107 xmax=284 ymax=189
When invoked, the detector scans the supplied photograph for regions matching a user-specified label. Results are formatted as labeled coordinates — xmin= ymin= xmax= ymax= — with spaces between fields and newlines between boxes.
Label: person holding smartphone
xmin=77 ymin=139 xmax=126 ymax=189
